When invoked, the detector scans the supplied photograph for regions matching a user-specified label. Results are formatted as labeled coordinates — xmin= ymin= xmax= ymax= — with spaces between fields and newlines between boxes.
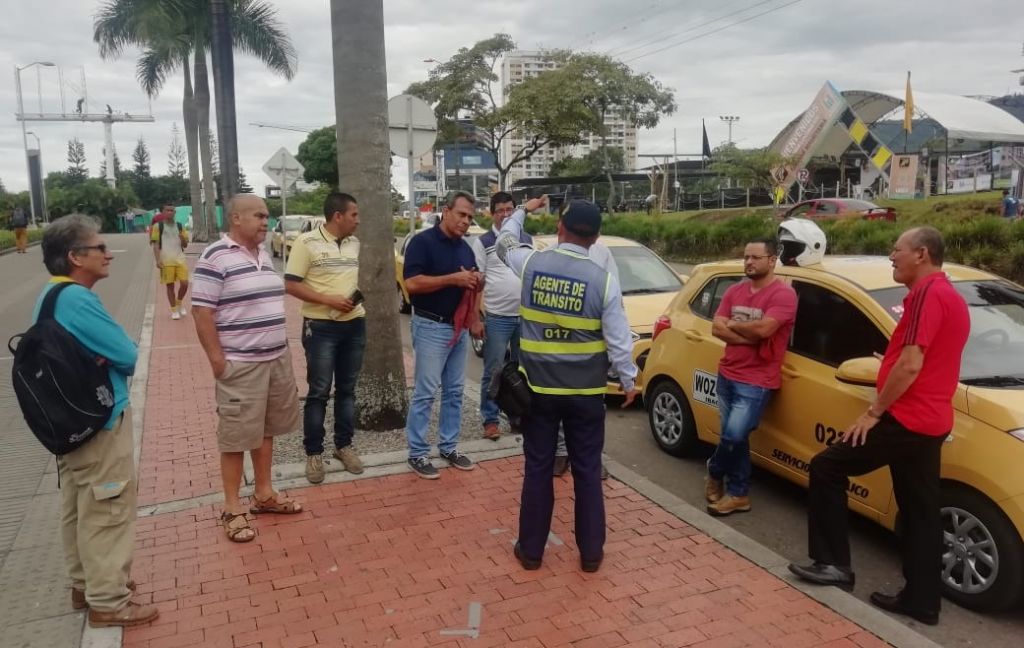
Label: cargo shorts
xmin=215 ymin=349 xmax=300 ymax=452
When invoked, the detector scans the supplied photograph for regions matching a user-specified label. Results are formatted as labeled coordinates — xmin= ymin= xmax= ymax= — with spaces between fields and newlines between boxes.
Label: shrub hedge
xmin=0 ymin=228 xmax=45 ymax=252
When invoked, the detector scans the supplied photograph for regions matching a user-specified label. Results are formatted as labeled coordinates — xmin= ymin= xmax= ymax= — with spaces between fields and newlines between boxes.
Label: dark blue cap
xmin=561 ymin=200 xmax=602 ymax=237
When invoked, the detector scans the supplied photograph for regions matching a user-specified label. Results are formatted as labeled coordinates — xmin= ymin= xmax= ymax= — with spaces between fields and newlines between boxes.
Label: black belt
xmin=413 ymin=308 xmax=454 ymax=324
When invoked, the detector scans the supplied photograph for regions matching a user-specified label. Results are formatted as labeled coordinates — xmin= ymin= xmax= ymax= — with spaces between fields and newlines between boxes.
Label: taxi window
xmin=790 ymin=281 xmax=888 ymax=366
xmin=690 ymin=276 xmax=742 ymax=320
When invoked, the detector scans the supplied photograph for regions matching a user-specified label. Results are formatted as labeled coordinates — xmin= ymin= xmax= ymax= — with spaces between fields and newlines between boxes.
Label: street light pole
xmin=25 ymin=131 xmax=48 ymax=223
xmin=15 ymin=61 xmax=55 ymax=226
xmin=719 ymin=115 xmax=740 ymax=144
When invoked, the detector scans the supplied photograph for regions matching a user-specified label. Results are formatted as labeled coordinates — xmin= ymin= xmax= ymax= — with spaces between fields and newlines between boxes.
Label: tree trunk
xmin=182 ymin=55 xmax=205 ymax=241
xmin=331 ymin=0 xmax=408 ymax=429
xmin=210 ymin=0 xmax=239 ymax=204
xmin=194 ymin=51 xmax=219 ymax=236
xmin=601 ymin=109 xmax=615 ymax=212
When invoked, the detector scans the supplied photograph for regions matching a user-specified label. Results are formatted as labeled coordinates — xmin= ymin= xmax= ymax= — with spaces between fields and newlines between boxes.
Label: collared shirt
xmin=192 ymin=234 xmax=288 ymax=362
xmin=402 ymin=222 xmax=478 ymax=319
xmin=284 ymin=223 xmax=365 ymax=321
xmin=33 ymin=277 xmax=137 ymax=430
xmin=878 ymin=271 xmax=970 ymax=435
xmin=150 ymin=220 xmax=187 ymax=264
xmin=471 ymin=226 xmax=530 ymax=317
xmin=495 ymin=208 xmax=638 ymax=392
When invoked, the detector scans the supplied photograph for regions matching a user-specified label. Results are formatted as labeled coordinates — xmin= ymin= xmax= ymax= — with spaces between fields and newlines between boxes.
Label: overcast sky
xmin=1 ymin=0 xmax=1022 ymax=198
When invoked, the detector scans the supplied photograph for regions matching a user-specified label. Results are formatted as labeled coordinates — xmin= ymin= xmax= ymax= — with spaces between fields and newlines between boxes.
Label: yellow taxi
xmin=643 ymin=249 xmax=1024 ymax=612
xmin=269 ymin=214 xmax=308 ymax=258
xmin=532 ymin=235 xmax=685 ymax=394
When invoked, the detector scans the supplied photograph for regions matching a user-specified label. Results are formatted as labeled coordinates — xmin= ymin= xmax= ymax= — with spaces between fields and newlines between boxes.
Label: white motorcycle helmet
xmin=778 ymin=218 xmax=826 ymax=267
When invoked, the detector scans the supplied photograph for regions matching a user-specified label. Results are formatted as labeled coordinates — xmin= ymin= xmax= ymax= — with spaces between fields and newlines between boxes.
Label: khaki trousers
xmin=14 ymin=227 xmax=28 ymax=252
xmin=57 ymin=408 xmax=137 ymax=612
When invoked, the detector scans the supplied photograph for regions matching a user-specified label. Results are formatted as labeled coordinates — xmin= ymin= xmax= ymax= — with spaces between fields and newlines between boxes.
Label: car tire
xmin=646 ymin=379 xmax=699 ymax=457
xmin=471 ymin=335 xmax=484 ymax=358
xmin=397 ymin=284 xmax=411 ymax=314
xmin=940 ymin=485 xmax=1024 ymax=612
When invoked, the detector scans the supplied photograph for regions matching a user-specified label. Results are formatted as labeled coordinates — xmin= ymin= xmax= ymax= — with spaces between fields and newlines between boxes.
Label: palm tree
xmin=94 ymin=0 xmax=296 ymax=240
xmin=331 ymin=0 xmax=409 ymax=429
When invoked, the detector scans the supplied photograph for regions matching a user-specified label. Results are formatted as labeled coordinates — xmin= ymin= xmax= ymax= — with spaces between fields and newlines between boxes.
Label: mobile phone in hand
xmin=351 ymin=289 xmax=365 ymax=305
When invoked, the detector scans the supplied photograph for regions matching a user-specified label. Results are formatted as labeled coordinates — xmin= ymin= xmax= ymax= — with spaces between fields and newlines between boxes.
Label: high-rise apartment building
xmin=500 ymin=50 xmax=638 ymax=184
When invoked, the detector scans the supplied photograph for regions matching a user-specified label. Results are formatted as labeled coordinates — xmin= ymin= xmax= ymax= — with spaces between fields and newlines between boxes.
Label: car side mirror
xmin=835 ymin=356 xmax=881 ymax=386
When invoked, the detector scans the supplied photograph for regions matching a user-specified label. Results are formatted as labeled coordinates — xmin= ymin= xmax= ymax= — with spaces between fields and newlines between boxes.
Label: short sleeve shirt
xmin=402 ymin=223 xmax=478 ymax=319
xmin=192 ymin=235 xmax=288 ymax=362
xmin=284 ymin=224 xmax=365 ymax=322
xmin=877 ymin=272 xmax=970 ymax=435
xmin=715 ymin=278 xmax=798 ymax=389
xmin=150 ymin=220 xmax=187 ymax=264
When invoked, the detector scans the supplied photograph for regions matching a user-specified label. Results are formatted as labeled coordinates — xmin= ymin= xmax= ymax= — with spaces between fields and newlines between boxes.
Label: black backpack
xmin=487 ymin=360 xmax=532 ymax=419
xmin=8 ymin=282 xmax=115 ymax=455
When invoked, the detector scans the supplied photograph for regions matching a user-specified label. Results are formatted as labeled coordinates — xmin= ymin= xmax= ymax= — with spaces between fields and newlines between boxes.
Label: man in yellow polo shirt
xmin=150 ymin=203 xmax=190 ymax=320
xmin=284 ymin=192 xmax=366 ymax=483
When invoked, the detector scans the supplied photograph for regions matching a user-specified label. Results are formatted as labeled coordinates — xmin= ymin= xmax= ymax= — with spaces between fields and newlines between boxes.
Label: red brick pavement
xmin=124 ymin=458 xmax=887 ymax=648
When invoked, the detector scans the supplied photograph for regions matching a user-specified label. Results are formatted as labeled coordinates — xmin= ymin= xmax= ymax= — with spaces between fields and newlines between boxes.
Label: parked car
xmin=270 ymin=215 xmax=309 ymax=258
xmin=643 ymin=255 xmax=1024 ymax=612
xmin=781 ymin=198 xmax=896 ymax=221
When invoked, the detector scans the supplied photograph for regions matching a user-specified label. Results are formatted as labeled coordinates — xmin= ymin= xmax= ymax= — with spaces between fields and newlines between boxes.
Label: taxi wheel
xmin=397 ymin=284 xmax=411 ymax=314
xmin=940 ymin=486 xmax=1024 ymax=612
xmin=646 ymin=380 xmax=698 ymax=457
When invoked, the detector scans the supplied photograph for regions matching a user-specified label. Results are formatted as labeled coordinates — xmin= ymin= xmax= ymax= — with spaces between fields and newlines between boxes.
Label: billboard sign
xmin=771 ymin=81 xmax=847 ymax=193
xmin=889 ymin=155 xmax=920 ymax=199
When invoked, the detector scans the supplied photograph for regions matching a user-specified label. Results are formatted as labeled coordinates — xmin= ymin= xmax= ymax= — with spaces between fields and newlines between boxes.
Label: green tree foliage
xmin=549 ymin=147 xmax=625 ymax=177
xmin=296 ymin=125 xmax=337 ymax=187
xmin=709 ymin=144 xmax=790 ymax=191
xmin=67 ymin=138 xmax=88 ymax=183
xmin=132 ymin=136 xmax=151 ymax=177
xmin=167 ymin=123 xmax=187 ymax=178
xmin=238 ymin=167 xmax=253 ymax=193
xmin=47 ymin=179 xmax=138 ymax=231
xmin=98 ymin=144 xmax=122 ymax=179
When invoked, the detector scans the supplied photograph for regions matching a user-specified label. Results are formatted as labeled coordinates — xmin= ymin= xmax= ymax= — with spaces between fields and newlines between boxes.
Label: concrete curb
xmin=0 ymin=240 xmax=40 ymax=256
xmin=603 ymin=457 xmax=943 ymax=648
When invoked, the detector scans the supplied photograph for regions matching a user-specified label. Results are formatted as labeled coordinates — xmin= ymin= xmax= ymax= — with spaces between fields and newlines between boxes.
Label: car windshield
xmin=841 ymin=199 xmax=878 ymax=211
xmin=869 ymin=280 xmax=1024 ymax=384
xmin=281 ymin=220 xmax=303 ymax=232
xmin=608 ymin=246 xmax=683 ymax=295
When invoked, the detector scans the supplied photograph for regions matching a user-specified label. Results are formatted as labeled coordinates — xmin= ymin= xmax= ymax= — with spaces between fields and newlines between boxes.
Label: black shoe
xmin=514 ymin=542 xmax=541 ymax=570
xmin=787 ymin=562 xmax=855 ymax=592
xmin=408 ymin=456 xmax=439 ymax=480
xmin=581 ymin=554 xmax=603 ymax=573
xmin=440 ymin=450 xmax=475 ymax=471
xmin=869 ymin=591 xmax=939 ymax=626
xmin=553 ymin=456 xmax=569 ymax=476
xmin=600 ymin=463 xmax=609 ymax=480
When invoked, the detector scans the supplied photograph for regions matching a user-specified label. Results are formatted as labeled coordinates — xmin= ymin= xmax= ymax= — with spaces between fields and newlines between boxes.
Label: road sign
xmin=262 ymin=147 xmax=304 ymax=189
xmin=387 ymin=94 xmax=437 ymax=160
xmin=797 ymin=168 xmax=810 ymax=184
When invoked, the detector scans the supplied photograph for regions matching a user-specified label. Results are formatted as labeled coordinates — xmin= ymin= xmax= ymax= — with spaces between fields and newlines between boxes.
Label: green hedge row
xmin=0 ymin=228 xmax=45 ymax=252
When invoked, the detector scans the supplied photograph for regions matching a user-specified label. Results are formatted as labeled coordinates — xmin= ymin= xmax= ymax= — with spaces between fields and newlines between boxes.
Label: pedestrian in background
xmin=37 ymin=214 xmax=157 ymax=627
xmin=150 ymin=203 xmax=190 ymax=320
xmin=402 ymin=190 xmax=484 ymax=479
xmin=192 ymin=195 xmax=303 ymax=543
xmin=11 ymin=205 xmax=29 ymax=253
xmin=790 ymin=227 xmax=968 ymax=626
xmin=496 ymin=197 xmax=639 ymax=573
xmin=471 ymin=191 xmax=531 ymax=441
xmin=1002 ymin=189 xmax=1021 ymax=219
xmin=705 ymin=237 xmax=797 ymax=516
xmin=285 ymin=192 xmax=367 ymax=483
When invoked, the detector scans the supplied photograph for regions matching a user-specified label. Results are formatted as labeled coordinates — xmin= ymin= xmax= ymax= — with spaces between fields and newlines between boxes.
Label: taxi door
xmin=760 ymin=278 xmax=894 ymax=519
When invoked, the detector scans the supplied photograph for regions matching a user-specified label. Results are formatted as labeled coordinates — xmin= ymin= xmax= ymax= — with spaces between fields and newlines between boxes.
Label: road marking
xmin=440 ymin=601 xmax=482 ymax=638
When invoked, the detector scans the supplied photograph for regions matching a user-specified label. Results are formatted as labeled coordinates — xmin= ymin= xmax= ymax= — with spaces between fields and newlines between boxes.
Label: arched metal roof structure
xmin=770 ymin=89 xmax=1024 ymax=159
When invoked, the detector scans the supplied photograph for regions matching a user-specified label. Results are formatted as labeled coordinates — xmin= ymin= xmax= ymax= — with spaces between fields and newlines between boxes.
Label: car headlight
xmin=1010 ymin=429 xmax=1024 ymax=443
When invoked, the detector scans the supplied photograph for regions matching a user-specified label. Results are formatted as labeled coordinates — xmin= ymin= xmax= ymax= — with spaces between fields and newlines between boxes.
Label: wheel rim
xmin=941 ymin=505 xmax=999 ymax=595
xmin=651 ymin=391 xmax=683 ymax=446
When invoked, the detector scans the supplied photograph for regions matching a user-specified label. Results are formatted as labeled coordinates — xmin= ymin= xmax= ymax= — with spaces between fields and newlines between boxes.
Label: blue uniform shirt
xmin=402 ymin=222 xmax=478 ymax=319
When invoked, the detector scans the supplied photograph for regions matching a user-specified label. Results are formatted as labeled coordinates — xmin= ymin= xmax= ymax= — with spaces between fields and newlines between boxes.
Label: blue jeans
xmin=480 ymin=314 xmax=521 ymax=426
xmin=707 ymin=373 xmax=773 ymax=497
xmin=405 ymin=315 xmax=469 ymax=459
xmin=301 ymin=318 xmax=366 ymax=456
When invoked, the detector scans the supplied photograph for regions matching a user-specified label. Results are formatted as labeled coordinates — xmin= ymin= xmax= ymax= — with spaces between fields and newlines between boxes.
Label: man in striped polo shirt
xmin=193 ymin=194 xmax=304 ymax=543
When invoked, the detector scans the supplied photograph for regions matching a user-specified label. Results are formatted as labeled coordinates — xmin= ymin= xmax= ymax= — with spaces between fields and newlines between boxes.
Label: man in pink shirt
xmin=706 ymin=237 xmax=797 ymax=516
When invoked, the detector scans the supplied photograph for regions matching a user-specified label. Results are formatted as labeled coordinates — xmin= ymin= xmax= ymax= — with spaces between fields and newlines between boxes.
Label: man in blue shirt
xmin=1002 ymin=190 xmax=1020 ymax=219
xmin=496 ymin=197 xmax=639 ymax=573
xmin=34 ymin=214 xmax=157 ymax=627
xmin=402 ymin=190 xmax=484 ymax=478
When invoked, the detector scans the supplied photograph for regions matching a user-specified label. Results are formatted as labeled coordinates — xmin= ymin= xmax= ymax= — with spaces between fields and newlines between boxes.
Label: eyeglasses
xmin=493 ymin=207 xmax=515 ymax=215
xmin=73 ymin=244 xmax=108 ymax=254
xmin=743 ymin=254 xmax=773 ymax=261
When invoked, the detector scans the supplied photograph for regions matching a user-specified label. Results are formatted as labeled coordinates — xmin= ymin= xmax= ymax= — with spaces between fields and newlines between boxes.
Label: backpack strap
xmin=38 ymin=282 xmax=77 ymax=322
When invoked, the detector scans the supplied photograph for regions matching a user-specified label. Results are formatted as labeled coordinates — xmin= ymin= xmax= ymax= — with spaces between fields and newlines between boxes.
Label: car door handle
xmin=780 ymin=365 xmax=800 ymax=379
xmin=684 ymin=330 xmax=704 ymax=342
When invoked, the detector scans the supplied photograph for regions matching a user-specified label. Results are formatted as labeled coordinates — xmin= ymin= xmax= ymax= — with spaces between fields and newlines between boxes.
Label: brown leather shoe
xmin=333 ymin=446 xmax=364 ymax=474
xmin=705 ymin=474 xmax=724 ymax=504
xmin=707 ymin=494 xmax=751 ymax=517
xmin=483 ymin=423 xmax=501 ymax=440
xmin=88 ymin=601 xmax=159 ymax=627
xmin=72 ymin=580 xmax=136 ymax=610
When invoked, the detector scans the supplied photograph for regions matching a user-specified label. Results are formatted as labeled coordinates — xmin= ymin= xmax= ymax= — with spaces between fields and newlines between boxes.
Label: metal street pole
xmin=407 ymin=96 xmax=417 ymax=235
xmin=26 ymin=130 xmax=47 ymax=222
xmin=673 ymin=128 xmax=679 ymax=211
xmin=15 ymin=62 xmax=55 ymax=225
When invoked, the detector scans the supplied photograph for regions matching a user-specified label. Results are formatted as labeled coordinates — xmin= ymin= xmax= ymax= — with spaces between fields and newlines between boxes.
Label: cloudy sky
xmin=1 ymin=0 xmax=1022 ymax=197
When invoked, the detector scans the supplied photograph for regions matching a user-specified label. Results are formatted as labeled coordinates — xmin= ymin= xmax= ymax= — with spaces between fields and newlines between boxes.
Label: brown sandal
xmin=221 ymin=511 xmax=256 ymax=542
xmin=249 ymin=492 xmax=303 ymax=515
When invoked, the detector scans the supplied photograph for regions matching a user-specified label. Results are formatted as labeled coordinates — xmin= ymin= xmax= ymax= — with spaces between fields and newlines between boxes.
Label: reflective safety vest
xmin=519 ymin=247 xmax=610 ymax=396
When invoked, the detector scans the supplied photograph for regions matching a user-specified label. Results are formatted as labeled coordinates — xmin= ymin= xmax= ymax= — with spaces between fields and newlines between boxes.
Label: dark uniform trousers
xmin=808 ymin=412 xmax=946 ymax=613
xmin=518 ymin=392 xmax=606 ymax=563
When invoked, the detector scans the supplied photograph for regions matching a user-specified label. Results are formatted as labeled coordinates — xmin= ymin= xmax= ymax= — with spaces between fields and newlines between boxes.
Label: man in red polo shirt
xmin=789 ymin=226 xmax=969 ymax=626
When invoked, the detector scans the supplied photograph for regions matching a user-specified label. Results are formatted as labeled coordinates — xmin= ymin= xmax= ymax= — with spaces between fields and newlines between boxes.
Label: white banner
xmin=771 ymin=81 xmax=847 ymax=194
xmin=889 ymin=155 xmax=920 ymax=199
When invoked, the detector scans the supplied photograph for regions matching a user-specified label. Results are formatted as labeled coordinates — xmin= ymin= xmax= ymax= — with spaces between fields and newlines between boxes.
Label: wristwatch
xmin=866 ymin=406 xmax=883 ymax=418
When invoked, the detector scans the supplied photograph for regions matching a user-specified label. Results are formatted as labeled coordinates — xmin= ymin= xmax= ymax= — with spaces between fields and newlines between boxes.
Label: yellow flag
xmin=904 ymin=71 xmax=914 ymax=134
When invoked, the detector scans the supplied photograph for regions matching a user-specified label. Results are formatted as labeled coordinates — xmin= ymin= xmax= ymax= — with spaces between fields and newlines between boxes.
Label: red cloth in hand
xmin=449 ymin=288 xmax=477 ymax=347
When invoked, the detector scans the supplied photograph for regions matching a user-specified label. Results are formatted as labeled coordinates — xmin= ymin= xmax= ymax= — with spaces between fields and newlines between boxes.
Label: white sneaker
xmin=177 ymin=305 xmax=188 ymax=317
xmin=171 ymin=309 xmax=181 ymax=320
